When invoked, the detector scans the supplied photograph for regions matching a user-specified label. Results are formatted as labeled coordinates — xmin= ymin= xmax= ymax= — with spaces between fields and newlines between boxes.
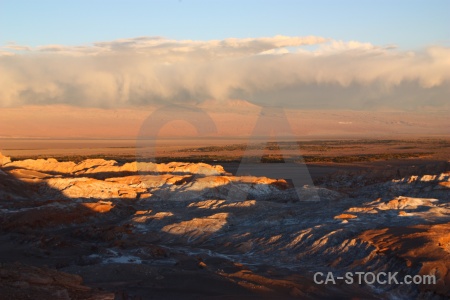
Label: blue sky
xmin=1 ymin=0 xmax=449 ymax=49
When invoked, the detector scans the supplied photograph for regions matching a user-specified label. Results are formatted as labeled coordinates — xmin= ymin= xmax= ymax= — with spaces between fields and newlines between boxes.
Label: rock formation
xmin=0 ymin=152 xmax=11 ymax=166
xmin=0 ymin=157 xmax=449 ymax=299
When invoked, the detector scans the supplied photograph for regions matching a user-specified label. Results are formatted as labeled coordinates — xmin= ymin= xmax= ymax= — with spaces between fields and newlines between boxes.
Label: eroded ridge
xmin=0 ymin=153 xmax=449 ymax=299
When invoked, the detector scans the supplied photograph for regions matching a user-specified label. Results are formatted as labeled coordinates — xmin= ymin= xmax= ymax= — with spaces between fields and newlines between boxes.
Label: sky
xmin=1 ymin=0 xmax=449 ymax=49
xmin=0 ymin=0 xmax=449 ymax=138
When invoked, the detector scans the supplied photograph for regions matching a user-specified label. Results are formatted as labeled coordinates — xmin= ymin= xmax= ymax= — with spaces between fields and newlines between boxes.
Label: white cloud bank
xmin=0 ymin=36 xmax=449 ymax=110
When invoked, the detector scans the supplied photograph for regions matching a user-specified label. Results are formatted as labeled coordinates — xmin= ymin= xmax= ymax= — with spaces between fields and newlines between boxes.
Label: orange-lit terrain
xmin=0 ymin=139 xmax=449 ymax=299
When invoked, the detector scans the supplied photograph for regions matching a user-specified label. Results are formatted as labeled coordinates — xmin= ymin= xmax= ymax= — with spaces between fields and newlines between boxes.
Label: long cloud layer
xmin=0 ymin=36 xmax=449 ymax=110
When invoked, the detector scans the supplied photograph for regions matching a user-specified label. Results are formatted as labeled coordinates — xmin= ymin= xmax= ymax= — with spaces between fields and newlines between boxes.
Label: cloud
xmin=4 ymin=43 xmax=31 ymax=52
xmin=0 ymin=36 xmax=449 ymax=110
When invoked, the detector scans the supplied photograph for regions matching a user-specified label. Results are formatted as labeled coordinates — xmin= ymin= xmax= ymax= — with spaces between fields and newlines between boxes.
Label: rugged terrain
xmin=0 ymin=151 xmax=449 ymax=299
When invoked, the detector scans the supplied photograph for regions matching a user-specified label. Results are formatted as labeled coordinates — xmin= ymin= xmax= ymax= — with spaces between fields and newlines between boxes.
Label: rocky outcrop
xmin=3 ymin=158 xmax=339 ymax=202
xmin=0 ymin=157 xmax=449 ymax=299
xmin=359 ymin=222 xmax=450 ymax=297
xmin=5 ymin=158 xmax=228 ymax=177
xmin=0 ymin=152 xmax=11 ymax=166
xmin=0 ymin=262 xmax=114 ymax=300
xmin=5 ymin=158 xmax=76 ymax=174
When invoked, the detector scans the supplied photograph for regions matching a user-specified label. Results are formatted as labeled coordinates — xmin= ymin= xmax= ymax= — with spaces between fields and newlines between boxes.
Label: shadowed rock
xmin=0 ymin=157 xmax=449 ymax=299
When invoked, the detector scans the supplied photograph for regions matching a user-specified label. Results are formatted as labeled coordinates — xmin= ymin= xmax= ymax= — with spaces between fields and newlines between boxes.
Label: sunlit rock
xmin=0 ymin=152 xmax=11 ymax=166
